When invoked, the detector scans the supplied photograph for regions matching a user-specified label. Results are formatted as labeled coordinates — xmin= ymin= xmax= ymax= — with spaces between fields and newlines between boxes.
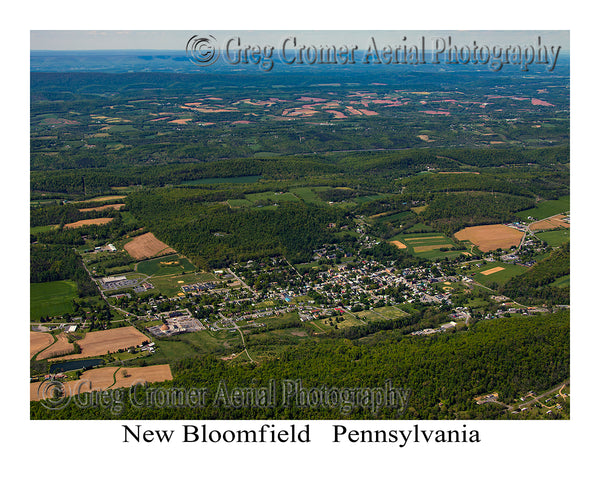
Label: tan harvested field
xmin=112 ymin=364 xmax=173 ymax=388
xmin=124 ymin=232 xmax=176 ymax=260
xmin=390 ymin=240 xmax=407 ymax=249
xmin=78 ymin=203 xmax=125 ymax=212
xmin=30 ymin=364 xmax=173 ymax=401
xmin=37 ymin=333 xmax=75 ymax=360
xmin=455 ymin=224 xmax=524 ymax=252
xmin=413 ymin=244 xmax=453 ymax=253
xmin=64 ymin=218 xmax=113 ymax=229
xmin=30 ymin=367 xmax=119 ymax=401
xmin=480 ymin=266 xmax=506 ymax=276
xmin=530 ymin=215 xmax=570 ymax=232
xmin=30 ymin=332 xmax=54 ymax=359
xmin=79 ymin=195 xmax=126 ymax=203
xmin=410 ymin=205 xmax=428 ymax=214
xmin=404 ymin=235 xmax=445 ymax=242
xmin=51 ymin=326 xmax=150 ymax=361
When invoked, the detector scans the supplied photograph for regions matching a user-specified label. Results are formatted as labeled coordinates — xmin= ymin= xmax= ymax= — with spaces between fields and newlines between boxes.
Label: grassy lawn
xmin=30 ymin=280 xmax=78 ymax=320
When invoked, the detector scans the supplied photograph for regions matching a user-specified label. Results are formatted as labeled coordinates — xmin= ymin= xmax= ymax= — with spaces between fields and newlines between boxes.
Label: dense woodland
xmin=31 ymin=311 xmax=569 ymax=420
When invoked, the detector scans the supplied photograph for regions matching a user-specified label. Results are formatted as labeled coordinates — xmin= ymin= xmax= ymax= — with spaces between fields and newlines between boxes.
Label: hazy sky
xmin=30 ymin=30 xmax=569 ymax=51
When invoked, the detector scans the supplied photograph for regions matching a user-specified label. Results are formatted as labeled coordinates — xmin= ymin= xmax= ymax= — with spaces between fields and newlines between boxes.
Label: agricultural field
xmin=245 ymin=191 xmax=300 ymax=204
xmin=30 ymin=280 xmax=78 ymax=320
xmin=37 ymin=333 xmax=75 ymax=360
xmin=123 ymin=232 xmax=176 ymax=260
xmin=51 ymin=326 xmax=150 ymax=361
xmin=455 ymin=224 xmax=524 ymax=252
xmin=30 ymin=364 xmax=172 ymax=401
xmin=76 ymin=195 xmax=127 ymax=204
xmin=227 ymin=198 xmax=253 ymax=208
xmin=64 ymin=218 xmax=114 ymax=228
xmin=389 ymin=232 xmax=467 ymax=259
xmin=516 ymin=195 xmax=570 ymax=221
xmin=30 ymin=331 xmax=54 ymax=359
xmin=136 ymin=253 xmax=197 ymax=276
xmin=289 ymin=186 xmax=330 ymax=204
xmin=78 ymin=203 xmax=125 ymax=212
xmin=550 ymin=274 xmax=570 ymax=288
xmin=30 ymin=224 xmax=58 ymax=234
xmin=530 ymin=214 xmax=570 ymax=232
xmin=536 ymin=229 xmax=570 ymax=247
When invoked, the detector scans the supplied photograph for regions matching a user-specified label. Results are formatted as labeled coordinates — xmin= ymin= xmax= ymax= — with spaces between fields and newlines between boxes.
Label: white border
xmin=6 ymin=1 xmax=597 ymax=478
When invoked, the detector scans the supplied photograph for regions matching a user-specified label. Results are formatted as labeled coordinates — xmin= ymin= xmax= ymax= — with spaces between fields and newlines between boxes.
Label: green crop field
xmin=536 ymin=229 xmax=570 ymax=247
xmin=289 ymin=186 xmax=329 ymax=204
xmin=516 ymin=195 xmax=570 ymax=221
xmin=30 ymin=280 xmax=78 ymax=320
xmin=136 ymin=254 xmax=197 ymax=276
xmin=550 ymin=274 xmax=570 ymax=288
xmin=227 ymin=198 xmax=253 ymax=208
xmin=30 ymin=224 xmax=58 ymax=234
xmin=246 ymin=191 xmax=300 ymax=204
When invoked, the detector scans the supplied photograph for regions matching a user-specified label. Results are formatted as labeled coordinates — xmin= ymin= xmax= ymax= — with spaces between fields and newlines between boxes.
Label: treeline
xmin=31 ymin=214 xmax=139 ymax=247
xmin=421 ymin=192 xmax=534 ymax=234
xmin=31 ymin=147 xmax=569 ymax=196
xmin=402 ymin=170 xmax=569 ymax=199
xmin=30 ymin=244 xmax=98 ymax=297
xmin=500 ymin=244 xmax=570 ymax=305
xmin=31 ymin=311 xmax=569 ymax=420
xmin=30 ymin=202 xmax=124 ymax=227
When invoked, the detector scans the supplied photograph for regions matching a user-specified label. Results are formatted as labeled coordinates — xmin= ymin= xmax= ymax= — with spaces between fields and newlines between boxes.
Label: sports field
xmin=30 ymin=280 xmax=78 ymax=320
xmin=471 ymin=262 xmax=528 ymax=286
xmin=136 ymin=254 xmax=196 ymax=276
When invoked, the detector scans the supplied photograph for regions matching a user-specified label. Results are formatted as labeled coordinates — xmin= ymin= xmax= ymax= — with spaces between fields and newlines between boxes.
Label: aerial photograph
xmin=29 ymin=30 xmax=570 ymax=421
